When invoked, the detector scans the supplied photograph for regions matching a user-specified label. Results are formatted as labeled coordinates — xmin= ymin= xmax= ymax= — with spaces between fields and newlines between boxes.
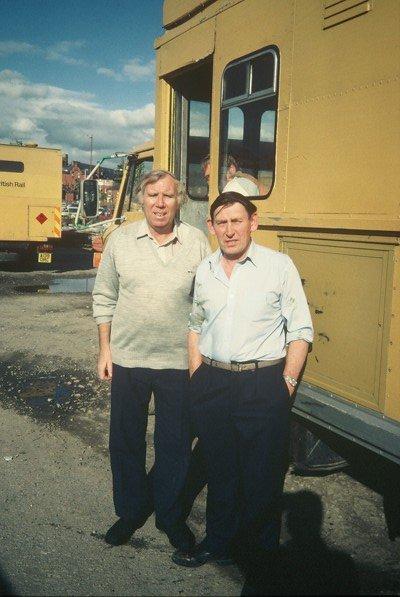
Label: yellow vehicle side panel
xmin=281 ymin=234 xmax=394 ymax=412
xmin=28 ymin=206 xmax=61 ymax=239
xmin=385 ymin=250 xmax=400 ymax=420
xmin=0 ymin=145 xmax=62 ymax=241
xmin=292 ymin=0 xmax=399 ymax=102
xmin=286 ymin=0 xmax=400 ymax=219
xmin=158 ymin=18 xmax=215 ymax=77
xmin=286 ymin=81 xmax=400 ymax=217
xmin=163 ymin=0 xmax=216 ymax=28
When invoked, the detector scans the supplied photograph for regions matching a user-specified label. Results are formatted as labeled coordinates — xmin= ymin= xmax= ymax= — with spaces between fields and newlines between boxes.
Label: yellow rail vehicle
xmin=0 ymin=143 xmax=62 ymax=264
xmin=149 ymin=0 xmax=400 ymax=464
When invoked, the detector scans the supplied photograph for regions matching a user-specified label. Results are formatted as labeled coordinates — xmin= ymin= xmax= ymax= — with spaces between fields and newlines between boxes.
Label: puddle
xmin=15 ymin=276 xmax=95 ymax=294
xmin=0 ymin=354 xmax=111 ymax=453
xmin=0 ymin=358 xmax=107 ymax=428
xmin=50 ymin=277 xmax=95 ymax=293
xmin=15 ymin=284 xmax=50 ymax=293
xmin=17 ymin=378 xmax=74 ymax=419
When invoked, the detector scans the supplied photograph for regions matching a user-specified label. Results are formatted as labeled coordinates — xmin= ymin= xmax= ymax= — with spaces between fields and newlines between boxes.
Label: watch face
xmin=284 ymin=375 xmax=297 ymax=387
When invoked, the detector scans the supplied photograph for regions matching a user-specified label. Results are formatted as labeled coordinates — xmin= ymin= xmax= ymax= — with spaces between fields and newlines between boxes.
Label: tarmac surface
xmin=0 ymin=243 xmax=400 ymax=595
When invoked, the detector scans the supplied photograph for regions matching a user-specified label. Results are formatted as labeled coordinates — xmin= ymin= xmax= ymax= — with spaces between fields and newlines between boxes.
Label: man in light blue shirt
xmin=173 ymin=191 xmax=313 ymax=568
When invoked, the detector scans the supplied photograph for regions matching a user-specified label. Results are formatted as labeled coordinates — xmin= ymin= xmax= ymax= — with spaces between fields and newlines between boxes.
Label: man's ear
xmin=227 ymin=164 xmax=237 ymax=180
xmin=207 ymin=217 xmax=216 ymax=235
xmin=250 ymin=212 xmax=258 ymax=233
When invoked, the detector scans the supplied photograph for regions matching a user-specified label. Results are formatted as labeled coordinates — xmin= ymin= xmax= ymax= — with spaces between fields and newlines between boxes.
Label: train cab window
xmin=168 ymin=59 xmax=212 ymax=200
xmin=220 ymin=48 xmax=278 ymax=197
xmin=0 ymin=160 xmax=24 ymax=173
xmin=187 ymin=100 xmax=210 ymax=198
xmin=251 ymin=52 xmax=275 ymax=94
xmin=228 ymin=107 xmax=244 ymax=141
xmin=224 ymin=62 xmax=247 ymax=101
xmin=123 ymin=156 xmax=154 ymax=212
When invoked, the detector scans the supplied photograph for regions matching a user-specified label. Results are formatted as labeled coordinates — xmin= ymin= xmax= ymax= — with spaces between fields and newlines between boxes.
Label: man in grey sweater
xmin=92 ymin=170 xmax=210 ymax=551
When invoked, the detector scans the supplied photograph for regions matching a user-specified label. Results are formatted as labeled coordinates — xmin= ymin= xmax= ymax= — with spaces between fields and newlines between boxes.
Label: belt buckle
xmin=236 ymin=361 xmax=256 ymax=372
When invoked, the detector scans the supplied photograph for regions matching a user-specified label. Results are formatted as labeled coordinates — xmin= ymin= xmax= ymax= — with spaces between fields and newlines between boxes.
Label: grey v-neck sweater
xmin=92 ymin=220 xmax=210 ymax=369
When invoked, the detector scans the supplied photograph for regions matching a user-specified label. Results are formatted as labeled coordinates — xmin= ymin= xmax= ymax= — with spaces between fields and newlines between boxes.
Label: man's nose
xmin=155 ymin=193 xmax=166 ymax=207
xmin=225 ymin=223 xmax=235 ymax=236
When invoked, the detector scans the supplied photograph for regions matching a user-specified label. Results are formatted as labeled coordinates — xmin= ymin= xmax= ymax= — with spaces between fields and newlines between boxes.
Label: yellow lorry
xmin=0 ymin=143 xmax=62 ymax=265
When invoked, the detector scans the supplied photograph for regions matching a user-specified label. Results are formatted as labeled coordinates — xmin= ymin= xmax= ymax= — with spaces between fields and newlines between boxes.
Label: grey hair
xmin=135 ymin=169 xmax=188 ymax=206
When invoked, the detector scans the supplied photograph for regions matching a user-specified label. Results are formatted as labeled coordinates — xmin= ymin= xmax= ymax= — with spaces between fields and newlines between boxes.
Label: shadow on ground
xmin=0 ymin=564 xmax=15 ymax=596
xmin=240 ymin=490 xmax=400 ymax=596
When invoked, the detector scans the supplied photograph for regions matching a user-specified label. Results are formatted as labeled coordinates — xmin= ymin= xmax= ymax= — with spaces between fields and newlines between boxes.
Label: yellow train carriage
xmin=150 ymin=0 xmax=400 ymax=463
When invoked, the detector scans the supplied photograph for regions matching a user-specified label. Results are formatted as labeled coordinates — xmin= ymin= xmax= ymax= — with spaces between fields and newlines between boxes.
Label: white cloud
xmin=0 ymin=70 xmax=154 ymax=162
xmin=13 ymin=117 xmax=36 ymax=133
xmin=0 ymin=39 xmax=87 ymax=66
xmin=96 ymin=67 xmax=123 ymax=82
xmin=96 ymin=58 xmax=155 ymax=84
xmin=123 ymin=58 xmax=155 ymax=82
xmin=45 ymin=40 xmax=87 ymax=66
xmin=0 ymin=41 xmax=37 ymax=56
xmin=189 ymin=106 xmax=210 ymax=137
xmin=0 ymin=39 xmax=155 ymax=87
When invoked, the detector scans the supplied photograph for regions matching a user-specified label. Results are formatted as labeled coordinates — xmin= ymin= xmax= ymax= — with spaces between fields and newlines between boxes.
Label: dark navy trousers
xmin=109 ymin=365 xmax=191 ymax=534
xmin=190 ymin=361 xmax=293 ymax=555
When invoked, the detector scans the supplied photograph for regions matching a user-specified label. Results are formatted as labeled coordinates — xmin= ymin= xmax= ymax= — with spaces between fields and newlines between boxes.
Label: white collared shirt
xmin=189 ymin=241 xmax=314 ymax=363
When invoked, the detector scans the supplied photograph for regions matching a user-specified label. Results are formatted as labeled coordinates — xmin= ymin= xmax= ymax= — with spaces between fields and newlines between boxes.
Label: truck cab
xmin=91 ymin=141 xmax=154 ymax=266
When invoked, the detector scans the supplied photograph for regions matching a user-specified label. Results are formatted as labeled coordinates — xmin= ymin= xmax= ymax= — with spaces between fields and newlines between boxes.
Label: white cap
xmin=222 ymin=176 xmax=259 ymax=197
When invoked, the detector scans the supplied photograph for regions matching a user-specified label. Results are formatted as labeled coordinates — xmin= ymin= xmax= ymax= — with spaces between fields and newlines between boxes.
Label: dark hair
xmin=201 ymin=154 xmax=240 ymax=172
xmin=210 ymin=192 xmax=257 ymax=221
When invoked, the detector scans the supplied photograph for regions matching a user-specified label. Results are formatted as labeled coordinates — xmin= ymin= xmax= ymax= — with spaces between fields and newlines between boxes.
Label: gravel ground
xmin=0 ymin=248 xmax=399 ymax=595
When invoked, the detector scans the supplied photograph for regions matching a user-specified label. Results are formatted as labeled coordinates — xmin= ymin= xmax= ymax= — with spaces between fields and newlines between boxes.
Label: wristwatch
xmin=283 ymin=374 xmax=298 ymax=388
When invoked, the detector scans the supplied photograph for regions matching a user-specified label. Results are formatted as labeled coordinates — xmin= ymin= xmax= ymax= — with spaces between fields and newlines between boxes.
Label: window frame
xmin=219 ymin=45 xmax=279 ymax=199
xmin=0 ymin=160 xmax=24 ymax=173
xmin=172 ymin=91 xmax=211 ymax=201
xmin=123 ymin=155 xmax=154 ymax=213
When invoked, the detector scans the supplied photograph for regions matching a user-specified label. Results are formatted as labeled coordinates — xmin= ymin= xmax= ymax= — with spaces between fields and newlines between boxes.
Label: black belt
xmin=201 ymin=356 xmax=284 ymax=372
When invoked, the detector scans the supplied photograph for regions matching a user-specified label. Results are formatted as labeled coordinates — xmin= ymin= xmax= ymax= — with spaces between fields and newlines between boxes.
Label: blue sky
xmin=0 ymin=0 xmax=163 ymax=162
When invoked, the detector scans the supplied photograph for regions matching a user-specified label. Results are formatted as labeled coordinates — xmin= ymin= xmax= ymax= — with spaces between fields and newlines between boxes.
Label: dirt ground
xmin=0 ymin=246 xmax=400 ymax=596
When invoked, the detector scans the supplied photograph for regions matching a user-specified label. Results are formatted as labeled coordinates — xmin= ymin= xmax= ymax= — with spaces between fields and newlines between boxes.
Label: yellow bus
xmin=148 ymin=0 xmax=399 ymax=467
xmin=0 ymin=143 xmax=62 ymax=265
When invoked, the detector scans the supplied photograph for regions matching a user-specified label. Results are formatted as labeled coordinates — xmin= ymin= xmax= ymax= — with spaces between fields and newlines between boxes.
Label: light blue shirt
xmin=189 ymin=241 xmax=314 ymax=363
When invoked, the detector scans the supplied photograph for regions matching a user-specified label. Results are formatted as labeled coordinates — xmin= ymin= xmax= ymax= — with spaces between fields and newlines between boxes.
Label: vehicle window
xmin=220 ymin=48 xmax=278 ymax=198
xmin=123 ymin=157 xmax=154 ymax=212
xmin=228 ymin=107 xmax=244 ymax=141
xmin=169 ymin=59 xmax=212 ymax=201
xmin=224 ymin=62 xmax=247 ymax=101
xmin=251 ymin=52 xmax=275 ymax=95
xmin=187 ymin=100 xmax=210 ymax=199
xmin=0 ymin=160 xmax=24 ymax=173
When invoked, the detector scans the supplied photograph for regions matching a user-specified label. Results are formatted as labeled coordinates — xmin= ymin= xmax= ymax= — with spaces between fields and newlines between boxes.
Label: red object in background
xmin=36 ymin=213 xmax=48 ymax=225
xmin=93 ymin=252 xmax=102 ymax=268
xmin=92 ymin=235 xmax=103 ymax=253
xmin=98 ymin=207 xmax=113 ymax=221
